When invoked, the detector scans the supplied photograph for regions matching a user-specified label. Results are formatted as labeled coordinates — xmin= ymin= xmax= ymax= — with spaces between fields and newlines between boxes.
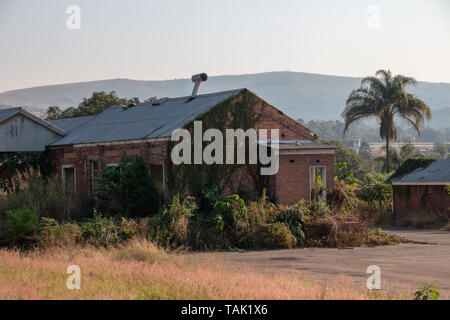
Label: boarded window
xmin=62 ymin=166 xmax=76 ymax=193
xmin=90 ymin=160 xmax=101 ymax=195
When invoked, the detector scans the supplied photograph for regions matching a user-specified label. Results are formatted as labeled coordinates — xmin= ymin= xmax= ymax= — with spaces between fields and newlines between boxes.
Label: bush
xmin=240 ymin=222 xmax=292 ymax=249
xmin=148 ymin=194 xmax=197 ymax=248
xmin=39 ymin=217 xmax=82 ymax=248
xmin=212 ymin=194 xmax=247 ymax=231
xmin=304 ymin=216 xmax=337 ymax=247
xmin=96 ymin=156 xmax=165 ymax=218
xmin=276 ymin=204 xmax=308 ymax=246
xmin=0 ymin=207 xmax=39 ymax=247
xmin=80 ymin=212 xmax=120 ymax=246
xmin=356 ymin=172 xmax=392 ymax=204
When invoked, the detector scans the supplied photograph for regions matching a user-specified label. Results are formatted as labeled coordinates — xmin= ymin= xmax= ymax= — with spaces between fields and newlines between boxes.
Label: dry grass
xmin=0 ymin=239 xmax=408 ymax=300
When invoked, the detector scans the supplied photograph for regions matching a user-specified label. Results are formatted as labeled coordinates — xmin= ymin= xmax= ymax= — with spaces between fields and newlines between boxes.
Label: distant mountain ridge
xmin=1 ymin=71 xmax=449 ymax=127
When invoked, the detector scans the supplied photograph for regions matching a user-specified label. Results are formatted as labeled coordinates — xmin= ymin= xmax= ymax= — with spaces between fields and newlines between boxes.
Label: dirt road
xmin=190 ymin=228 xmax=450 ymax=297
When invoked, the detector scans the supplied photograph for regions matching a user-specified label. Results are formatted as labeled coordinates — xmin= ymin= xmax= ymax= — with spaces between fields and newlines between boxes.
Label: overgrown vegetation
xmin=95 ymin=156 xmax=165 ymax=217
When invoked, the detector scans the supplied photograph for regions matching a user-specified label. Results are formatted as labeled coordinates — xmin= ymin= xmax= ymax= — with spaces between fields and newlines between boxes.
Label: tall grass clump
xmin=0 ymin=168 xmax=94 ymax=221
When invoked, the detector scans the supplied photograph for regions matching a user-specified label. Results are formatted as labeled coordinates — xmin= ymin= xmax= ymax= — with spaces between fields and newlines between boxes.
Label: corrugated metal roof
xmin=50 ymin=89 xmax=244 ymax=146
xmin=0 ymin=107 xmax=21 ymax=123
xmin=49 ymin=116 xmax=94 ymax=133
xmin=0 ymin=107 xmax=66 ymax=135
xmin=389 ymin=159 xmax=450 ymax=184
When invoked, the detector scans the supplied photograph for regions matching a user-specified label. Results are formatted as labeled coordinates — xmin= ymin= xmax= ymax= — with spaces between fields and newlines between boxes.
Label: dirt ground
xmin=189 ymin=228 xmax=450 ymax=298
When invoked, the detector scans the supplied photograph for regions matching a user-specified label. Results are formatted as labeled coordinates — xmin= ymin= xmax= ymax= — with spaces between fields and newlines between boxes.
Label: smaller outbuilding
xmin=0 ymin=107 xmax=66 ymax=152
xmin=387 ymin=158 xmax=450 ymax=215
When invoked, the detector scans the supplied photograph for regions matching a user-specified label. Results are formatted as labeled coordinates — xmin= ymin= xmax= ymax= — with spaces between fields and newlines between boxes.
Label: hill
xmin=1 ymin=72 xmax=449 ymax=126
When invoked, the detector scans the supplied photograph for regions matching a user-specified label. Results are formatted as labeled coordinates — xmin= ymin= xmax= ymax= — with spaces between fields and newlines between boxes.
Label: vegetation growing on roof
xmin=387 ymin=157 xmax=435 ymax=181
xmin=166 ymin=89 xmax=274 ymax=207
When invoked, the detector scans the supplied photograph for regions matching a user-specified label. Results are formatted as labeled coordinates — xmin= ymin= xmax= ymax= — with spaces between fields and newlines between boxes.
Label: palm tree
xmin=342 ymin=70 xmax=432 ymax=172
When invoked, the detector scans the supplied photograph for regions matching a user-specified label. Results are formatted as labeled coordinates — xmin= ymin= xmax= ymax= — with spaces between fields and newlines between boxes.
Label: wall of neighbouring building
xmin=0 ymin=114 xmax=63 ymax=152
xmin=393 ymin=185 xmax=450 ymax=214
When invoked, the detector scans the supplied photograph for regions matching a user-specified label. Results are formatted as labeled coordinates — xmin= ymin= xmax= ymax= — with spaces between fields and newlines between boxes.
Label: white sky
xmin=0 ymin=0 xmax=449 ymax=92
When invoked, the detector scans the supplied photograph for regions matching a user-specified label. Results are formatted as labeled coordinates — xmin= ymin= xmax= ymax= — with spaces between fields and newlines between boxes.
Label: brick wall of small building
xmin=275 ymin=153 xmax=335 ymax=204
xmin=393 ymin=185 xmax=450 ymax=215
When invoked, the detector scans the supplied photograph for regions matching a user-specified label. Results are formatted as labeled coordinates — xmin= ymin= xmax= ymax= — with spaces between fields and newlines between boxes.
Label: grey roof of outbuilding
xmin=49 ymin=89 xmax=244 ymax=146
xmin=0 ymin=107 xmax=66 ymax=135
xmin=0 ymin=107 xmax=22 ymax=123
xmin=389 ymin=159 xmax=450 ymax=184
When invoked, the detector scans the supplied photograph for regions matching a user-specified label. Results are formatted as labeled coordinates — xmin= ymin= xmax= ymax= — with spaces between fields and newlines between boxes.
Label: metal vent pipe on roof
xmin=191 ymin=73 xmax=208 ymax=97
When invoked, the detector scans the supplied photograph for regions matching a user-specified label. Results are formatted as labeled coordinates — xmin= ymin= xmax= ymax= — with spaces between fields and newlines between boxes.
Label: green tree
xmin=342 ymin=70 xmax=432 ymax=172
xmin=45 ymin=106 xmax=63 ymax=120
xmin=45 ymin=91 xmax=156 ymax=120
xmin=325 ymin=140 xmax=372 ymax=180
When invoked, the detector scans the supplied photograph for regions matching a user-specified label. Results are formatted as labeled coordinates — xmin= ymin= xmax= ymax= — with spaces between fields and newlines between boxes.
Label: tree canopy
xmin=342 ymin=70 xmax=432 ymax=172
xmin=45 ymin=91 xmax=157 ymax=120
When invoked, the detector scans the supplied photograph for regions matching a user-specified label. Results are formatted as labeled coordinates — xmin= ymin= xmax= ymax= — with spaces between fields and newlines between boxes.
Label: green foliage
xmin=80 ymin=212 xmax=120 ymax=247
xmin=414 ymin=283 xmax=440 ymax=300
xmin=0 ymin=207 xmax=39 ymax=247
xmin=276 ymin=204 xmax=308 ymax=246
xmin=325 ymin=140 xmax=372 ymax=180
xmin=212 ymin=194 xmax=247 ymax=229
xmin=334 ymin=162 xmax=357 ymax=185
xmin=356 ymin=172 xmax=392 ymax=204
xmin=96 ymin=156 xmax=164 ymax=218
xmin=342 ymin=69 xmax=432 ymax=172
xmin=148 ymin=194 xmax=197 ymax=247
xmin=45 ymin=91 xmax=148 ymax=120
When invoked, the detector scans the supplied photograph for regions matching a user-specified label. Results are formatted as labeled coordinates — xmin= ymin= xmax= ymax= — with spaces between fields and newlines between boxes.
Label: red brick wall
xmin=48 ymin=141 xmax=168 ymax=195
xmin=254 ymin=100 xmax=315 ymax=141
xmin=393 ymin=185 xmax=450 ymax=215
xmin=275 ymin=153 xmax=335 ymax=204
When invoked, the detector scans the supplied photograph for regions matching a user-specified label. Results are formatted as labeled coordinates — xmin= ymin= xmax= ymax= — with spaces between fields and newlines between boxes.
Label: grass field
xmin=0 ymin=239 xmax=409 ymax=300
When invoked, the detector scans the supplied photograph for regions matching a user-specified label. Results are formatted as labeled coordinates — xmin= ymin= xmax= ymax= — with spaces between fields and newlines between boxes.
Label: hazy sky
xmin=0 ymin=0 xmax=449 ymax=92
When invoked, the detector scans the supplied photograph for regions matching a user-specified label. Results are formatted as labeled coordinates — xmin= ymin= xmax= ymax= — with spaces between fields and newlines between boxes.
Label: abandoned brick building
xmin=0 ymin=85 xmax=336 ymax=205
xmin=388 ymin=159 xmax=450 ymax=215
